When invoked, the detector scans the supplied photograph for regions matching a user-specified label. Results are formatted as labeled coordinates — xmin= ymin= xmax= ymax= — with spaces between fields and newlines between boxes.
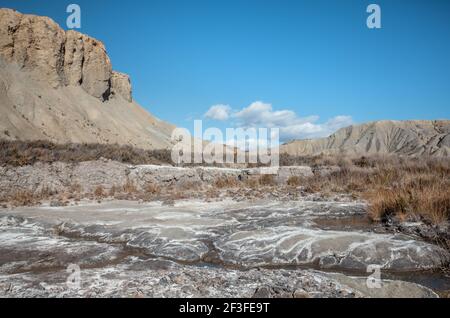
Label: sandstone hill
xmin=0 ymin=8 xmax=175 ymax=149
xmin=281 ymin=120 xmax=450 ymax=157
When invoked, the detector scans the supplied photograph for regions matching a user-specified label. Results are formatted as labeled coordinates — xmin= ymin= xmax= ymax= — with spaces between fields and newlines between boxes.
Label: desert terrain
xmin=0 ymin=8 xmax=449 ymax=298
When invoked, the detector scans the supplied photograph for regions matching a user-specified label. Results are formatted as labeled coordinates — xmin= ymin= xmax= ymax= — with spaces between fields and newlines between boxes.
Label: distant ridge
xmin=0 ymin=8 xmax=175 ymax=150
xmin=281 ymin=120 xmax=450 ymax=157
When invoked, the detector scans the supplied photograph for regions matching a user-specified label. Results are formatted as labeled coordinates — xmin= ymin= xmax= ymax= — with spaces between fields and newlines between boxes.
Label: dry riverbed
xmin=0 ymin=198 xmax=448 ymax=298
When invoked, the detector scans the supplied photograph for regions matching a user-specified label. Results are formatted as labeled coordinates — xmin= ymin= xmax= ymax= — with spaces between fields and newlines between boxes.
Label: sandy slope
xmin=0 ymin=60 xmax=175 ymax=149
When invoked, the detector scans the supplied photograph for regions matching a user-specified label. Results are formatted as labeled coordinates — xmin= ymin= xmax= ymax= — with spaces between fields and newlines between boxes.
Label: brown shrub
xmin=365 ymin=188 xmax=410 ymax=221
xmin=177 ymin=181 xmax=201 ymax=191
xmin=11 ymin=190 xmax=38 ymax=206
xmin=419 ymin=188 xmax=450 ymax=224
xmin=287 ymin=176 xmax=302 ymax=187
xmin=365 ymin=184 xmax=450 ymax=225
xmin=244 ymin=177 xmax=259 ymax=188
xmin=94 ymin=185 xmax=105 ymax=198
xmin=123 ymin=179 xmax=137 ymax=194
xmin=353 ymin=156 xmax=371 ymax=168
xmin=215 ymin=177 xmax=240 ymax=188
xmin=144 ymin=182 xmax=161 ymax=194
xmin=204 ymin=188 xmax=220 ymax=199
xmin=259 ymin=174 xmax=276 ymax=186
xmin=363 ymin=161 xmax=449 ymax=224
xmin=171 ymin=190 xmax=187 ymax=200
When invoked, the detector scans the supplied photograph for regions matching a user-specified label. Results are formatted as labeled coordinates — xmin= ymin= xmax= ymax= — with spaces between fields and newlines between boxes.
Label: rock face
xmin=0 ymin=8 xmax=127 ymax=101
xmin=0 ymin=9 xmax=66 ymax=89
xmin=0 ymin=8 xmax=175 ymax=149
xmin=111 ymin=71 xmax=132 ymax=102
xmin=66 ymin=30 xmax=113 ymax=100
xmin=281 ymin=120 xmax=450 ymax=157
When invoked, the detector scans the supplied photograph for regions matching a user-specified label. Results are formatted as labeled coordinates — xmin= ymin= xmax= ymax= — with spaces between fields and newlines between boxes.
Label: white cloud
xmin=276 ymin=116 xmax=353 ymax=141
xmin=233 ymin=101 xmax=318 ymax=127
xmin=204 ymin=104 xmax=232 ymax=121
xmin=204 ymin=101 xmax=353 ymax=143
xmin=324 ymin=115 xmax=354 ymax=132
xmin=234 ymin=101 xmax=353 ymax=141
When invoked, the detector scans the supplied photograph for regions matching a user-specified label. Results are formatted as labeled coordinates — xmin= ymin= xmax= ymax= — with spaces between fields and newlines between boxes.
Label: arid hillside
xmin=0 ymin=8 xmax=175 ymax=150
xmin=281 ymin=120 xmax=450 ymax=157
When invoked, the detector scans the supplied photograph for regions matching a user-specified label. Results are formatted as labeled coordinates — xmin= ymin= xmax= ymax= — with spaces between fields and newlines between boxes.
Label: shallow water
xmin=0 ymin=199 xmax=448 ymax=297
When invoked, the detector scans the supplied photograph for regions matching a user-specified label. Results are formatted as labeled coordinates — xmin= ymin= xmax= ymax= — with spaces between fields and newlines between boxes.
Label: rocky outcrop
xmin=0 ymin=9 xmax=66 ymax=89
xmin=281 ymin=120 xmax=450 ymax=157
xmin=111 ymin=71 xmax=132 ymax=102
xmin=64 ymin=30 xmax=113 ymax=100
xmin=0 ymin=161 xmax=314 ymax=195
xmin=0 ymin=8 xmax=130 ymax=102
xmin=0 ymin=9 xmax=175 ymax=149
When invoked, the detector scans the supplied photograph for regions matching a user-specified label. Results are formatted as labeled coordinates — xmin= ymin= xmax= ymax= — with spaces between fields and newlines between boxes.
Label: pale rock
xmin=0 ymin=8 xmax=115 ymax=101
xmin=0 ymin=9 xmax=66 ymax=88
xmin=79 ymin=36 xmax=112 ymax=100
xmin=111 ymin=71 xmax=132 ymax=102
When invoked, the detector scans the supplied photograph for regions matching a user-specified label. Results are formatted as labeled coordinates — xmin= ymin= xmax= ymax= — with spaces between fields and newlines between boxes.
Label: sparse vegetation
xmin=144 ymin=182 xmax=161 ymax=195
xmin=259 ymin=174 xmax=276 ymax=186
xmin=215 ymin=177 xmax=240 ymax=188
xmin=94 ymin=185 xmax=105 ymax=198
xmin=287 ymin=176 xmax=302 ymax=187
xmin=289 ymin=156 xmax=450 ymax=225
xmin=10 ymin=190 xmax=37 ymax=206
xmin=0 ymin=139 xmax=173 ymax=166
xmin=122 ymin=179 xmax=137 ymax=194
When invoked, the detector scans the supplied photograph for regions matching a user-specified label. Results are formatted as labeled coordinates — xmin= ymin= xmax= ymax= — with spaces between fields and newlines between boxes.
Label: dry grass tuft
xmin=10 ymin=190 xmax=37 ymax=206
xmin=122 ymin=179 xmax=137 ymax=194
xmin=259 ymin=174 xmax=276 ymax=186
xmin=144 ymin=182 xmax=161 ymax=195
xmin=244 ymin=177 xmax=260 ymax=188
xmin=94 ymin=185 xmax=105 ymax=198
xmin=215 ymin=177 xmax=240 ymax=188
xmin=287 ymin=176 xmax=302 ymax=187
xmin=365 ymin=182 xmax=450 ymax=224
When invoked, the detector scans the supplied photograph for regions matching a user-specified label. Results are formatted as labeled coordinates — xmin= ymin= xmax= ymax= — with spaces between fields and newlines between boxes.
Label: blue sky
xmin=1 ymin=0 xmax=449 ymax=141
